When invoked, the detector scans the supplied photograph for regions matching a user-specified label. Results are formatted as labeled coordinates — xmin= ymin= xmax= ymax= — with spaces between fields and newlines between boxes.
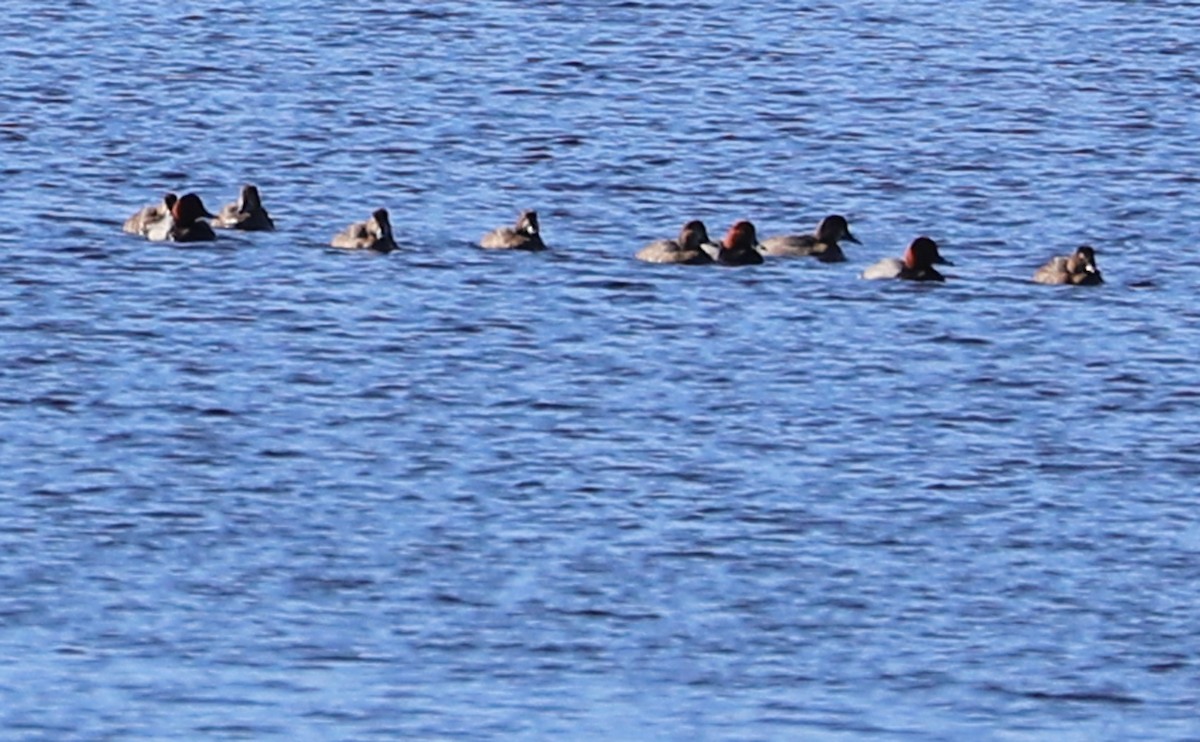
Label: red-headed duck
xmin=146 ymin=193 xmax=216 ymax=243
xmin=635 ymin=220 xmax=716 ymax=264
xmin=480 ymin=210 xmax=545 ymax=251
xmin=1033 ymin=246 xmax=1102 ymax=285
xmin=760 ymin=214 xmax=860 ymax=262
xmin=861 ymin=236 xmax=951 ymax=281
xmin=715 ymin=220 xmax=764 ymax=266
xmin=213 ymin=184 xmax=275 ymax=231
xmin=330 ymin=208 xmax=397 ymax=252
xmin=123 ymin=192 xmax=177 ymax=235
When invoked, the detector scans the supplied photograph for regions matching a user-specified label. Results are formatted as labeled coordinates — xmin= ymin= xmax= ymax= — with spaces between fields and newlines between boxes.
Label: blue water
xmin=3 ymin=1 xmax=1200 ymax=739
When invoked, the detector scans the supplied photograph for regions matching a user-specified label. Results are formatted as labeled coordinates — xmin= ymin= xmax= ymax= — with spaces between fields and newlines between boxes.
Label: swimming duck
xmin=330 ymin=208 xmax=397 ymax=252
xmin=716 ymin=220 xmax=764 ymax=266
xmin=213 ymin=184 xmax=275 ymax=231
xmin=123 ymin=192 xmax=177 ymax=235
xmin=146 ymin=193 xmax=216 ymax=243
xmin=480 ymin=210 xmax=545 ymax=251
xmin=861 ymin=236 xmax=951 ymax=281
xmin=635 ymin=220 xmax=716 ymax=264
xmin=760 ymin=214 xmax=860 ymax=262
xmin=1033 ymin=245 xmax=1102 ymax=285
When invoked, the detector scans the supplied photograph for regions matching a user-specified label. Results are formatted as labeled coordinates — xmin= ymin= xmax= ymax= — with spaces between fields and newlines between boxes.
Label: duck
xmin=861 ymin=236 xmax=951 ymax=281
xmin=213 ymin=184 xmax=275 ymax=231
xmin=480 ymin=210 xmax=545 ymax=251
xmin=760 ymin=214 xmax=860 ymax=262
xmin=123 ymin=192 xmax=177 ymax=235
xmin=330 ymin=208 xmax=397 ymax=252
xmin=635 ymin=220 xmax=716 ymax=264
xmin=715 ymin=220 xmax=764 ymax=266
xmin=1033 ymin=245 xmax=1102 ymax=285
xmin=146 ymin=193 xmax=216 ymax=243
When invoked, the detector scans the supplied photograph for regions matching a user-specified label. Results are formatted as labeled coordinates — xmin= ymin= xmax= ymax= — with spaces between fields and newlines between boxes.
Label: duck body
xmin=1033 ymin=246 xmax=1102 ymax=285
xmin=760 ymin=214 xmax=859 ymax=262
xmin=760 ymin=234 xmax=845 ymax=262
xmin=214 ymin=184 xmax=275 ymax=231
xmin=331 ymin=208 xmax=397 ymax=252
xmin=480 ymin=210 xmax=545 ymax=251
xmin=636 ymin=220 xmax=716 ymax=264
xmin=860 ymin=257 xmax=907 ymax=280
xmin=170 ymin=220 xmax=218 ymax=243
xmin=123 ymin=193 xmax=177 ymax=235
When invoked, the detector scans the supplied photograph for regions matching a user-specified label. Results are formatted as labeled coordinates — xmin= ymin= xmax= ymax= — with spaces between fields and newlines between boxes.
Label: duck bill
xmin=845 ymin=231 xmax=862 ymax=244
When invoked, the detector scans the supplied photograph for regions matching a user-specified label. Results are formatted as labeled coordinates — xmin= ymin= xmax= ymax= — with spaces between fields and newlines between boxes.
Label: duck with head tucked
xmin=145 ymin=192 xmax=217 ymax=243
xmin=861 ymin=236 xmax=951 ymax=281
xmin=123 ymin=192 xmax=177 ymax=235
xmin=760 ymin=214 xmax=860 ymax=262
xmin=330 ymin=208 xmax=397 ymax=252
xmin=715 ymin=220 xmax=764 ymax=266
xmin=1033 ymin=245 xmax=1102 ymax=285
xmin=213 ymin=184 xmax=275 ymax=231
xmin=635 ymin=220 xmax=716 ymax=264
xmin=480 ymin=210 xmax=545 ymax=251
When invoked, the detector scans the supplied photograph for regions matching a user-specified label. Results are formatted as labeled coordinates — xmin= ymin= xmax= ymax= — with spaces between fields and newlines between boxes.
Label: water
xmin=3 ymin=1 xmax=1200 ymax=738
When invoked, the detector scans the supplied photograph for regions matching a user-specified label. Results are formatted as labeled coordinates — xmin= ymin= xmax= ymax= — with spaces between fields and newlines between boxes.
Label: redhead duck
xmin=861 ymin=236 xmax=951 ymax=281
xmin=123 ymin=192 xmax=177 ymax=235
xmin=635 ymin=220 xmax=716 ymax=264
xmin=330 ymin=208 xmax=397 ymax=252
xmin=715 ymin=220 xmax=764 ymax=266
xmin=213 ymin=184 xmax=275 ymax=231
xmin=480 ymin=210 xmax=545 ymax=251
xmin=1033 ymin=246 xmax=1102 ymax=285
xmin=760 ymin=214 xmax=860 ymax=262
xmin=146 ymin=192 xmax=216 ymax=242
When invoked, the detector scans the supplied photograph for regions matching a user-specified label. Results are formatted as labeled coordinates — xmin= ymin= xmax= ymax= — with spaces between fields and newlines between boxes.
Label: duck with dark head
xmin=480 ymin=210 xmax=545 ymax=251
xmin=213 ymin=184 xmax=275 ymax=231
xmin=1033 ymin=245 xmax=1102 ymax=285
xmin=760 ymin=214 xmax=860 ymax=262
xmin=145 ymin=193 xmax=216 ymax=243
xmin=861 ymin=236 xmax=952 ymax=281
xmin=330 ymin=208 xmax=398 ymax=252
xmin=635 ymin=220 xmax=716 ymax=264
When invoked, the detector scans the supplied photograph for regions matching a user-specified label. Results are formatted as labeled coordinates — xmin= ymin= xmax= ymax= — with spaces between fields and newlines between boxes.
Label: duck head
xmin=678 ymin=220 xmax=710 ymax=250
xmin=904 ymin=236 xmax=951 ymax=269
xmin=172 ymin=193 xmax=214 ymax=225
xmin=1068 ymin=245 xmax=1100 ymax=274
xmin=517 ymin=210 xmax=539 ymax=236
xmin=723 ymin=220 xmax=758 ymax=252
xmin=816 ymin=214 xmax=860 ymax=244
xmin=238 ymin=184 xmax=264 ymax=211
xmin=370 ymin=208 xmax=393 ymax=239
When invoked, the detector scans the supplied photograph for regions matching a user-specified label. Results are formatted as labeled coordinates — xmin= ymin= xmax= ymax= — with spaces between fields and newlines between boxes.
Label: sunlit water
xmin=3 ymin=1 xmax=1200 ymax=739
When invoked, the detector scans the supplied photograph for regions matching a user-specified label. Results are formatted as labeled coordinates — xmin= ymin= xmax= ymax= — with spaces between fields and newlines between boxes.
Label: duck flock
xmin=123 ymin=185 xmax=1104 ymax=286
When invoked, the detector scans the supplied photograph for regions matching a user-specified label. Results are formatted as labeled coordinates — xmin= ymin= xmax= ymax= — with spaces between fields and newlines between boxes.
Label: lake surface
xmin=3 ymin=0 xmax=1200 ymax=738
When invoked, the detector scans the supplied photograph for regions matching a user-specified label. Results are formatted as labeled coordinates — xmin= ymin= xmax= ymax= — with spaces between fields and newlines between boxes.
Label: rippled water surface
xmin=4 ymin=1 xmax=1200 ymax=739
